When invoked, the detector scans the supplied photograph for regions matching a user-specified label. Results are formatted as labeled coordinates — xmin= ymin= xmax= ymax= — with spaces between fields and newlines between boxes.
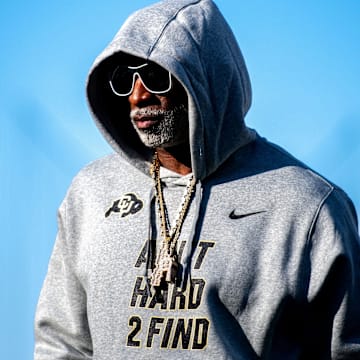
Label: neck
xmin=155 ymin=143 xmax=192 ymax=175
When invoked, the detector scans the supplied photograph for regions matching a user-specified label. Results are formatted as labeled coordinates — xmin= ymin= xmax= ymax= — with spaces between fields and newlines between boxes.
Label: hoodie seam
xmin=306 ymin=186 xmax=334 ymax=249
xmin=148 ymin=0 xmax=202 ymax=57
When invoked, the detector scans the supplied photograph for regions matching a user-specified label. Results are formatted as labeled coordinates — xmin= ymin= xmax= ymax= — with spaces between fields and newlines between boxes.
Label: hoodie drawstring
xmin=145 ymin=186 xmax=156 ymax=296
xmin=180 ymin=179 xmax=203 ymax=290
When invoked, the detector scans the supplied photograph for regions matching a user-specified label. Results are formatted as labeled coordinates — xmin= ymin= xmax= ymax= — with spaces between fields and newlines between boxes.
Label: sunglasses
xmin=109 ymin=62 xmax=172 ymax=96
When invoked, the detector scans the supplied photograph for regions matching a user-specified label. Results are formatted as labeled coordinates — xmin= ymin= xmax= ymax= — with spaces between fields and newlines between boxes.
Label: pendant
xmin=165 ymin=256 xmax=178 ymax=283
xmin=150 ymin=153 xmax=196 ymax=288
xmin=151 ymin=252 xmax=178 ymax=287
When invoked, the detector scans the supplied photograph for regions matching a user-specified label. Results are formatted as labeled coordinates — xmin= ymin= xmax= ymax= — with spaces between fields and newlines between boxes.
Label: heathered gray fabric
xmin=35 ymin=0 xmax=360 ymax=359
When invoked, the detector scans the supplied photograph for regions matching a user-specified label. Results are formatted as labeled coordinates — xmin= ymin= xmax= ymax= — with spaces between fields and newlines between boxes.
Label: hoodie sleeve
xmin=34 ymin=201 xmax=93 ymax=359
xmin=303 ymin=188 xmax=360 ymax=359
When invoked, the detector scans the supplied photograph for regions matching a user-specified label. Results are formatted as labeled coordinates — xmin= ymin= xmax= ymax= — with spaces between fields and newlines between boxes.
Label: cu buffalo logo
xmin=105 ymin=193 xmax=143 ymax=218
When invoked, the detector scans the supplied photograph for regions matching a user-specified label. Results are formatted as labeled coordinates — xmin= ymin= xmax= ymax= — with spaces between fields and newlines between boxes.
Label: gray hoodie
xmin=34 ymin=0 xmax=360 ymax=359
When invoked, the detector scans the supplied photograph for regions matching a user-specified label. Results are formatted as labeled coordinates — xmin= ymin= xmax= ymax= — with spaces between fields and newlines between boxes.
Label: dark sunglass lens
xmin=110 ymin=66 xmax=134 ymax=95
xmin=141 ymin=63 xmax=170 ymax=92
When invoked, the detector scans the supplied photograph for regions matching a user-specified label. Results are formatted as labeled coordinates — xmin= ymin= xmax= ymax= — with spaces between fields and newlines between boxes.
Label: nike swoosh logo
xmin=229 ymin=210 xmax=266 ymax=220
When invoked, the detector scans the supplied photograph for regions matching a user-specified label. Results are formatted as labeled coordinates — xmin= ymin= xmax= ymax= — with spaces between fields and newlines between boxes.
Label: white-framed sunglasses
xmin=109 ymin=62 xmax=172 ymax=96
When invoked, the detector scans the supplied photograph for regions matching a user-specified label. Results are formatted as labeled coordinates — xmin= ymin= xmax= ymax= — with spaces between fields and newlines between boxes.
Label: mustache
xmin=130 ymin=105 xmax=187 ymax=120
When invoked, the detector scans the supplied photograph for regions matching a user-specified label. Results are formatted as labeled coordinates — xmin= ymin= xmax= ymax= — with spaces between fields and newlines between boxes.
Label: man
xmin=34 ymin=0 xmax=360 ymax=359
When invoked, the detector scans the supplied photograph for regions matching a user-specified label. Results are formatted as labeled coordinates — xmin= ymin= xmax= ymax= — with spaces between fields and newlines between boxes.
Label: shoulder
xmin=211 ymin=135 xmax=349 ymax=215
xmin=75 ymin=153 xmax=129 ymax=179
xmin=72 ymin=153 xmax=146 ymax=185
xmin=63 ymin=153 xmax=149 ymax=203
xmin=254 ymin=137 xmax=337 ymax=203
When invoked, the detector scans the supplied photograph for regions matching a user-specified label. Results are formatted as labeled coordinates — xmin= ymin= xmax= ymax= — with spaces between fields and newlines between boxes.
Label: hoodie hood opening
xmin=86 ymin=0 xmax=255 ymax=181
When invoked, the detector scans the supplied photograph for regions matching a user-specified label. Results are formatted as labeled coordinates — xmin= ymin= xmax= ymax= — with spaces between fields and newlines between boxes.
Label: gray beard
xmin=130 ymin=105 xmax=189 ymax=148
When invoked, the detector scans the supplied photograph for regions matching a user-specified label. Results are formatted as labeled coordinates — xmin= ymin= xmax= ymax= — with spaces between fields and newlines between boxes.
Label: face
xmin=127 ymin=64 xmax=189 ymax=149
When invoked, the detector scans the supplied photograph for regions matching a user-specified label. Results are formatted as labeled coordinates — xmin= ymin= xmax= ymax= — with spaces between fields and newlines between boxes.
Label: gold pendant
xmin=165 ymin=257 xmax=178 ymax=283
xmin=150 ymin=268 xmax=162 ymax=287
xmin=150 ymin=152 xmax=196 ymax=288
xmin=151 ymin=252 xmax=178 ymax=286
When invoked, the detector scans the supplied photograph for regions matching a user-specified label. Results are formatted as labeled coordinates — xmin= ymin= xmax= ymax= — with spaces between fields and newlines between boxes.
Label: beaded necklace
xmin=149 ymin=152 xmax=196 ymax=287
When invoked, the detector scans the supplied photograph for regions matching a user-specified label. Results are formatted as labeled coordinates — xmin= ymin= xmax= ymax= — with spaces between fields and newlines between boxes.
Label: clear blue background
xmin=1 ymin=1 xmax=359 ymax=358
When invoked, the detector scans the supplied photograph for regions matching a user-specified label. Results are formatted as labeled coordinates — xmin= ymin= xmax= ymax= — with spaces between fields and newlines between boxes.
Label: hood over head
xmin=87 ymin=0 xmax=255 ymax=180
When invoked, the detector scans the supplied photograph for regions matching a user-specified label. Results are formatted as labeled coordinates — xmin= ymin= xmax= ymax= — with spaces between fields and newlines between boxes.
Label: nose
xmin=128 ymin=76 xmax=153 ymax=107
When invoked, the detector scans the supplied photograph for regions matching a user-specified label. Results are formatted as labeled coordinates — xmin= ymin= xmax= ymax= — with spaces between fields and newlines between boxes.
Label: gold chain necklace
xmin=149 ymin=152 xmax=196 ymax=287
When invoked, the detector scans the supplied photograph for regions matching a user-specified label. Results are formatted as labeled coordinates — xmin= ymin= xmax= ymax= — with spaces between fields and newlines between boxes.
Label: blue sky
xmin=1 ymin=1 xmax=359 ymax=358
